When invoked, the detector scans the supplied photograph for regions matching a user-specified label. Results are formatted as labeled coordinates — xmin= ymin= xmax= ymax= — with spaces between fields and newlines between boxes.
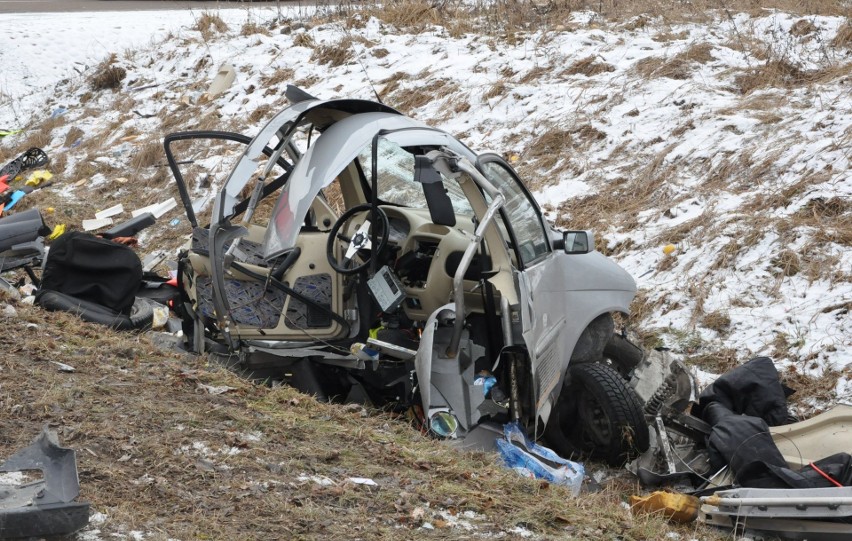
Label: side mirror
xmin=560 ymin=230 xmax=595 ymax=254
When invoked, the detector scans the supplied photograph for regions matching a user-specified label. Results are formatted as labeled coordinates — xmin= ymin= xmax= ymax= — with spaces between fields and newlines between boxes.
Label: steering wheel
xmin=326 ymin=204 xmax=389 ymax=275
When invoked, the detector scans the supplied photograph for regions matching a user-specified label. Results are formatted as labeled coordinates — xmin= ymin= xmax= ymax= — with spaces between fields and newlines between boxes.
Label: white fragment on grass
xmin=131 ymin=198 xmax=177 ymax=219
xmin=82 ymin=218 xmax=113 ymax=231
xmin=508 ymin=526 xmax=535 ymax=538
xmin=346 ymin=477 xmax=378 ymax=486
xmin=51 ymin=361 xmax=76 ymax=372
xmin=296 ymin=474 xmax=334 ymax=486
xmin=196 ymin=383 xmax=236 ymax=395
xmin=94 ymin=203 xmax=124 ymax=220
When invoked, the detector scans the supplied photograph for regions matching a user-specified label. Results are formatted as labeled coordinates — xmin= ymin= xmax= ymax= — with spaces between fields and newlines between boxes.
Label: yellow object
xmin=45 ymin=207 xmax=55 ymax=213
xmin=47 ymin=224 xmax=66 ymax=241
xmin=629 ymin=491 xmax=699 ymax=523
xmin=509 ymin=154 xmax=520 ymax=163
xmin=25 ymin=170 xmax=53 ymax=187
xmin=662 ymin=244 xmax=676 ymax=255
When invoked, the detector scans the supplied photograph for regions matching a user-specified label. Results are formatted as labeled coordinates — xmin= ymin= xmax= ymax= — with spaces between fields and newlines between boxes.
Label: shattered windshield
xmin=359 ymin=137 xmax=473 ymax=214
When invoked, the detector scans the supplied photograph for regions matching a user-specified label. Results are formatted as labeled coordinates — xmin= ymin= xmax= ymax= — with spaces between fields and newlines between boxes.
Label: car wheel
xmin=545 ymin=362 xmax=649 ymax=466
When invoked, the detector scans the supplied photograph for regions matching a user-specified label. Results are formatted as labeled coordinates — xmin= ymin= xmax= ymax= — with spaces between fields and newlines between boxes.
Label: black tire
xmin=545 ymin=362 xmax=649 ymax=466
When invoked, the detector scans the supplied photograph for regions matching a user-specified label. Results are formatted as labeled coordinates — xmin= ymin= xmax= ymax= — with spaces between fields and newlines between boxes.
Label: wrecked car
xmin=166 ymin=86 xmax=653 ymax=464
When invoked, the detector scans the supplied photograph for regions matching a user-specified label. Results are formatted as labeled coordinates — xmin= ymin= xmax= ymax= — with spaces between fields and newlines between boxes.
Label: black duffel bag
xmin=39 ymin=231 xmax=142 ymax=315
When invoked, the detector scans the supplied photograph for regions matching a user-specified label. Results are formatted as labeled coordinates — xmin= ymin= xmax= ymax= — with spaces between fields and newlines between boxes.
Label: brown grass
xmin=633 ymin=42 xmax=714 ymax=80
xmin=388 ymin=78 xmax=451 ymax=113
xmin=196 ymin=11 xmax=229 ymax=40
xmin=730 ymin=58 xmax=851 ymax=94
xmin=684 ymin=348 xmax=740 ymax=374
xmin=525 ymin=126 xmax=571 ymax=171
xmin=564 ymin=56 xmax=616 ymax=77
xmin=519 ymin=65 xmax=550 ymax=84
xmin=311 ymin=36 xmax=356 ymax=67
xmin=782 ymin=364 xmax=850 ymax=408
xmin=130 ymin=141 xmax=162 ymax=171
xmin=482 ymin=81 xmax=507 ymax=102
xmin=701 ymin=311 xmax=732 ymax=334
xmin=790 ymin=19 xmax=818 ymax=37
xmin=241 ymin=21 xmax=271 ymax=37
xmin=91 ymin=54 xmax=127 ymax=91
xmin=0 ymin=301 xmax=726 ymax=540
xmin=292 ymin=31 xmax=315 ymax=48
xmin=260 ymin=67 xmax=295 ymax=89
xmin=249 ymin=103 xmax=274 ymax=124
xmin=832 ymin=22 xmax=852 ymax=48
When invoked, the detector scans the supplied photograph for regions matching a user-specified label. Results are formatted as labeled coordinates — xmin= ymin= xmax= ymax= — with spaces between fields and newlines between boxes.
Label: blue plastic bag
xmin=496 ymin=421 xmax=584 ymax=496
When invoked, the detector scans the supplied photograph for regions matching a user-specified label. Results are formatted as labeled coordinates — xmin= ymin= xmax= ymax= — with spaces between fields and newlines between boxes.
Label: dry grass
xmin=248 ymin=103 xmax=274 ymax=124
xmin=387 ymin=78 xmax=451 ymax=113
xmin=292 ymin=31 xmax=314 ymax=48
xmin=633 ymin=42 xmax=714 ymax=80
xmin=518 ymin=65 xmax=550 ymax=84
xmin=311 ymin=36 xmax=356 ymax=67
xmin=0 ymin=302 xmax=726 ymax=540
xmin=379 ymin=71 xmax=409 ymax=98
xmin=564 ymin=55 xmax=616 ymax=77
xmin=241 ymin=20 xmax=271 ymax=37
xmin=90 ymin=54 xmax=127 ymax=91
xmin=684 ymin=348 xmax=741 ymax=374
xmin=525 ymin=126 xmax=572 ymax=171
xmin=482 ymin=80 xmax=507 ymax=102
xmin=260 ymin=67 xmax=295 ymax=89
xmin=130 ymin=141 xmax=162 ymax=171
xmin=782 ymin=364 xmax=850 ymax=408
xmin=195 ymin=11 xmax=229 ymax=41
xmin=701 ymin=311 xmax=732 ymax=334
xmin=831 ymin=21 xmax=852 ymax=48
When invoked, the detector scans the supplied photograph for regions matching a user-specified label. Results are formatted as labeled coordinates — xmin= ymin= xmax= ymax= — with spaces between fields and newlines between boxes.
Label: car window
xmin=480 ymin=161 xmax=550 ymax=266
xmin=358 ymin=137 xmax=472 ymax=215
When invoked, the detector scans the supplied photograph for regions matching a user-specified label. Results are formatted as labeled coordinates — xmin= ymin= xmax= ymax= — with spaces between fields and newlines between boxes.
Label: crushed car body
xmin=166 ymin=86 xmax=655 ymax=463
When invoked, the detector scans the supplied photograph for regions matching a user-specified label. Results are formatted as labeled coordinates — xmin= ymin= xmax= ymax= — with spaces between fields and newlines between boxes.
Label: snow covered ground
xmin=0 ymin=5 xmax=849 ymax=408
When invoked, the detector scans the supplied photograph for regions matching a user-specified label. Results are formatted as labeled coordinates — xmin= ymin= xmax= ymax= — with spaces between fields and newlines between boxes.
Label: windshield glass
xmin=358 ymin=137 xmax=472 ymax=214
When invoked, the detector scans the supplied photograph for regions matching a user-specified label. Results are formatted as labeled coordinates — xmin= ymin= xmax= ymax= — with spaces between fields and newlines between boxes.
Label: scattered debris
xmin=497 ymin=422 xmax=584 ymax=495
xmin=202 ymin=63 xmax=237 ymax=101
xmin=0 ymin=428 xmax=90 ymax=539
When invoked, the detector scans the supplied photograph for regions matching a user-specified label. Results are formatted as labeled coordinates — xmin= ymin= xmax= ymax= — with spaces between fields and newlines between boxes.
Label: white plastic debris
xmin=131 ymin=198 xmax=176 ymax=219
xmin=346 ymin=477 xmax=378 ymax=486
xmin=51 ymin=361 xmax=76 ymax=373
xmin=82 ymin=218 xmax=113 ymax=231
xmin=94 ymin=203 xmax=124 ymax=220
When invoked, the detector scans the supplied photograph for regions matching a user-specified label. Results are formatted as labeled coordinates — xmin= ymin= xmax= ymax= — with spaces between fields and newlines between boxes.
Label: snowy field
xmin=0 ymin=4 xmax=849 ymax=408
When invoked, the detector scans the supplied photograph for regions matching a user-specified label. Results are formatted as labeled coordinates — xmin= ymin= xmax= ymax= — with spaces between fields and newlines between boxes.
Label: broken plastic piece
xmin=131 ymin=198 xmax=177 ymax=219
xmin=203 ymin=63 xmax=236 ymax=101
xmin=48 ymin=224 xmax=67 ymax=240
xmin=630 ymin=491 xmax=699 ymax=523
xmin=101 ymin=212 xmax=155 ymax=240
xmin=496 ymin=421 xmax=584 ymax=495
xmin=94 ymin=203 xmax=124 ymax=220
xmin=82 ymin=217 xmax=114 ymax=231
xmin=0 ymin=427 xmax=90 ymax=539
xmin=24 ymin=169 xmax=53 ymax=187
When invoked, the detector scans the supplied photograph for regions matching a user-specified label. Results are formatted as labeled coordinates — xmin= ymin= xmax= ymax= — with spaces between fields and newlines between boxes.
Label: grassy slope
xmin=1 ymin=301 xmax=720 ymax=540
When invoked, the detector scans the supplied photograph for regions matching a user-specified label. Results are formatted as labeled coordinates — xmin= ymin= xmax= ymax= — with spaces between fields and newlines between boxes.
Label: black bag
xmin=40 ymin=232 xmax=141 ymax=315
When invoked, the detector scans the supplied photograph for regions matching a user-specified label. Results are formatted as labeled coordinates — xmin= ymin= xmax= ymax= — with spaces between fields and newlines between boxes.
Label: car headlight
xmin=429 ymin=410 xmax=459 ymax=438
